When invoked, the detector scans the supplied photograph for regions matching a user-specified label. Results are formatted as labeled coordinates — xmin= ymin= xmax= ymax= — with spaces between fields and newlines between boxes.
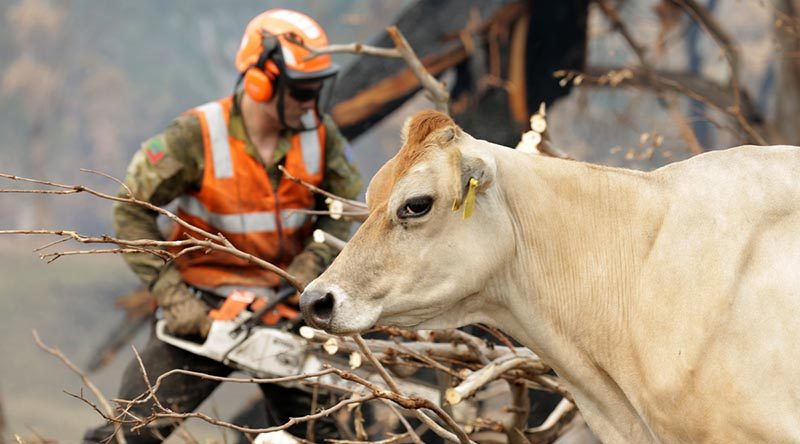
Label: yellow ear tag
xmin=462 ymin=177 xmax=479 ymax=219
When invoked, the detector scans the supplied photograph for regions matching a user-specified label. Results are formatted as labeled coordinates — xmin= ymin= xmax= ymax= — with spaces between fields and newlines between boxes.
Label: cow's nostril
xmin=300 ymin=289 xmax=336 ymax=330
xmin=312 ymin=292 xmax=335 ymax=321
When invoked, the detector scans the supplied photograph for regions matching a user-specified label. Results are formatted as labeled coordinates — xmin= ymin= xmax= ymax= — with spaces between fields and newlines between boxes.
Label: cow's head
xmin=300 ymin=110 xmax=515 ymax=334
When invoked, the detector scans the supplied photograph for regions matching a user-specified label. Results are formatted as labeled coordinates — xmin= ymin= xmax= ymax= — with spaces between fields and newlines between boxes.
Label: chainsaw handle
xmin=230 ymin=286 xmax=297 ymax=336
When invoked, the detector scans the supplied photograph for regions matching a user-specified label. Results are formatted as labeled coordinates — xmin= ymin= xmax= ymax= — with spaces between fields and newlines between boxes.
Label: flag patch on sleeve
xmin=145 ymin=137 xmax=167 ymax=165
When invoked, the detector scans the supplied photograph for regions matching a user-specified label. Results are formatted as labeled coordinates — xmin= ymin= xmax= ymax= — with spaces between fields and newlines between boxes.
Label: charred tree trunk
xmin=330 ymin=0 xmax=589 ymax=147
xmin=451 ymin=0 xmax=589 ymax=146
xmin=329 ymin=0 xmax=510 ymax=139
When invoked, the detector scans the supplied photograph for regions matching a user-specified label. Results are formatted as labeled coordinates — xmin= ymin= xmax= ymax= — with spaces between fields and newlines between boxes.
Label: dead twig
xmin=380 ymin=399 xmax=424 ymax=444
xmin=278 ymin=165 xmax=366 ymax=210
xmin=303 ymin=42 xmax=402 ymax=59
xmin=0 ymin=173 xmax=304 ymax=290
xmin=32 ymin=330 xmax=128 ymax=444
xmin=671 ymin=0 xmax=767 ymax=145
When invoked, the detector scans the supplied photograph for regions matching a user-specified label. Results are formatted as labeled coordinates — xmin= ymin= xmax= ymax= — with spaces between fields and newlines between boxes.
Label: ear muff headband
xmin=243 ymin=33 xmax=281 ymax=102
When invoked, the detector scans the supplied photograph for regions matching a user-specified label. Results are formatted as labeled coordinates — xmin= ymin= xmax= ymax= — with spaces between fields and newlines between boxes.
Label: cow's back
xmin=655 ymin=145 xmax=800 ymax=206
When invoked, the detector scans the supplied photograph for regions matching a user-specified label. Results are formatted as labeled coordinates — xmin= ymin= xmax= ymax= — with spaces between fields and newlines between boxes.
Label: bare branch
xmin=278 ymin=165 xmax=366 ymax=210
xmin=446 ymin=355 xmax=546 ymax=405
xmin=386 ymin=26 xmax=450 ymax=113
xmin=0 ymin=188 xmax=81 ymax=194
xmin=288 ymin=208 xmax=369 ymax=222
xmin=530 ymin=375 xmax=573 ymax=403
xmin=380 ymin=400 xmax=424 ymax=444
xmin=352 ymin=335 xmax=472 ymax=444
xmin=0 ymin=172 xmax=304 ymax=290
xmin=0 ymin=171 xmax=226 ymax=245
xmin=32 ymin=331 xmax=128 ymax=444
xmin=595 ymin=0 xmax=650 ymax=69
xmin=149 ymin=392 xmax=375 ymax=434
xmin=304 ymin=42 xmax=402 ymax=59
xmin=524 ymin=398 xmax=577 ymax=443
xmin=671 ymin=0 xmax=766 ymax=145
xmin=313 ymin=229 xmax=348 ymax=253
xmin=390 ymin=340 xmax=462 ymax=379
xmin=80 ymin=168 xmax=133 ymax=198
xmin=39 ymin=247 xmax=170 ymax=264
xmin=32 ymin=236 xmax=70 ymax=252
xmin=557 ymin=66 xmax=764 ymax=145
xmin=671 ymin=0 xmax=738 ymax=75
xmin=425 ymin=330 xmax=490 ymax=365
xmin=302 ymin=327 xmax=541 ymax=365
xmin=507 ymin=382 xmax=530 ymax=444
xmin=668 ymin=97 xmax=704 ymax=155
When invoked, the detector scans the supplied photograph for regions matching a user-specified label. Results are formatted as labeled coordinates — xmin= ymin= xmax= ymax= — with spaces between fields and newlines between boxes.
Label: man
xmin=84 ymin=9 xmax=362 ymax=443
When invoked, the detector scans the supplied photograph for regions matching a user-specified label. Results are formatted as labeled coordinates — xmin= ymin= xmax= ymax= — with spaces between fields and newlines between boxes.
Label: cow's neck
xmin=484 ymin=149 xmax=666 ymax=442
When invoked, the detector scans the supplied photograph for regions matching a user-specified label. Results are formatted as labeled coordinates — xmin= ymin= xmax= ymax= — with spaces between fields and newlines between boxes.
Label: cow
xmin=300 ymin=110 xmax=800 ymax=443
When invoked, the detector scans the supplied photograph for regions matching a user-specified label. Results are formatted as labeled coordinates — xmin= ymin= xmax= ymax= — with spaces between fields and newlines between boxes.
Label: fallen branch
xmin=353 ymin=335 xmax=473 ymax=444
xmin=445 ymin=355 xmax=547 ymax=405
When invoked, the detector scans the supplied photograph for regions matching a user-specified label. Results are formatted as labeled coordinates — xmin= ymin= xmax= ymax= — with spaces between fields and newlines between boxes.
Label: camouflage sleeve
xmin=113 ymin=114 xmax=205 ymax=287
xmin=304 ymin=114 xmax=363 ymax=267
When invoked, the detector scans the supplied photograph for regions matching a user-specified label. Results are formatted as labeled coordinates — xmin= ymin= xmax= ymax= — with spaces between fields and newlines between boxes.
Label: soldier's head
xmin=235 ymin=9 xmax=338 ymax=131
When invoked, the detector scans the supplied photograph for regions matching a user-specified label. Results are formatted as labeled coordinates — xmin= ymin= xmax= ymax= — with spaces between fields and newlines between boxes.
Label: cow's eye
xmin=397 ymin=196 xmax=433 ymax=219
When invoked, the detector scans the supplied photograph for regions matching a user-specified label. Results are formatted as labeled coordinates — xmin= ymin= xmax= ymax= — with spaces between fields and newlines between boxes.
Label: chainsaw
xmin=154 ymin=287 xmax=535 ymax=443
xmin=155 ymin=286 xmax=443 ymax=403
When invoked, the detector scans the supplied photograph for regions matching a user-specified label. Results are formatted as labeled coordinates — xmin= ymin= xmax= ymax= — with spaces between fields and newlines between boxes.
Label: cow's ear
xmin=452 ymin=144 xmax=496 ymax=213
xmin=460 ymin=154 xmax=495 ymax=194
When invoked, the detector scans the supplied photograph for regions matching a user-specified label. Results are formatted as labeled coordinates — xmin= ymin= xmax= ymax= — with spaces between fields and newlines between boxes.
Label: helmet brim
xmin=284 ymin=63 xmax=340 ymax=82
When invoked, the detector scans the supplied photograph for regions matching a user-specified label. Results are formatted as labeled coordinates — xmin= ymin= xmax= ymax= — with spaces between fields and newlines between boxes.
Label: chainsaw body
xmin=155 ymin=288 xmax=442 ymax=403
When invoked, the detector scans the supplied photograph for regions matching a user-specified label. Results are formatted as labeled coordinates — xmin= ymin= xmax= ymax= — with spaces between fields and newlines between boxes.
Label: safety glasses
xmin=288 ymin=85 xmax=321 ymax=102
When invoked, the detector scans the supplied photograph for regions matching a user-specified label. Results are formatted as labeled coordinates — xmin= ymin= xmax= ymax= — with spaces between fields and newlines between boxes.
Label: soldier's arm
xmin=302 ymin=115 xmax=363 ymax=270
xmin=113 ymin=114 xmax=204 ymax=287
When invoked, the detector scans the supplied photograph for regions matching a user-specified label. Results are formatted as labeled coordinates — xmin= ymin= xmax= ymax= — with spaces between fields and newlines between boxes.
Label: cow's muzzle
xmin=300 ymin=288 xmax=336 ymax=330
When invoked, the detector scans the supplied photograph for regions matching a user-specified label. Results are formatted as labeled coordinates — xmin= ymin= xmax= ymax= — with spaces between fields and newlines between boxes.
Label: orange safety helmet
xmin=236 ymin=9 xmax=339 ymax=102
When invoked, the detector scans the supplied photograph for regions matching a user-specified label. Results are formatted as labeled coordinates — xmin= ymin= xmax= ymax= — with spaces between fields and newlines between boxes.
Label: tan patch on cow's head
xmin=397 ymin=110 xmax=457 ymax=176
xmin=401 ymin=110 xmax=455 ymax=146
xmin=367 ymin=110 xmax=460 ymax=211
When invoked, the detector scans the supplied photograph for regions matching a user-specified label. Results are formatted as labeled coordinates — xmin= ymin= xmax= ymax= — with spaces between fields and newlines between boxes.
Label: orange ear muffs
xmin=243 ymin=68 xmax=273 ymax=102
xmin=243 ymin=60 xmax=281 ymax=102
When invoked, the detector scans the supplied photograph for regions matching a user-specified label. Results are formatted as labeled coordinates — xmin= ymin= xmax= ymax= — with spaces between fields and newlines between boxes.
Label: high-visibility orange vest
xmin=170 ymin=96 xmax=326 ymax=290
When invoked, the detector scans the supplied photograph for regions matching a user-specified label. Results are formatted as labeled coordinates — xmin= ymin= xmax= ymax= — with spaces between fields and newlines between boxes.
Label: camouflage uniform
xmin=116 ymin=105 xmax=362 ymax=292
xmin=83 ymin=99 xmax=361 ymax=443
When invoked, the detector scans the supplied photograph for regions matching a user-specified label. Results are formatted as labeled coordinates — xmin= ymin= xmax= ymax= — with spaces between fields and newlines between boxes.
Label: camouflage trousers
xmin=83 ymin=328 xmax=338 ymax=443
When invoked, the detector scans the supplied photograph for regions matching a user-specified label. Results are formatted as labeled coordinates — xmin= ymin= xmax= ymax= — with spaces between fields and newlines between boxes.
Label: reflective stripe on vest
xmin=198 ymin=105 xmax=321 ymax=179
xmin=299 ymin=111 xmax=321 ymax=175
xmin=178 ymin=195 xmax=309 ymax=233
xmin=196 ymin=102 xmax=234 ymax=179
